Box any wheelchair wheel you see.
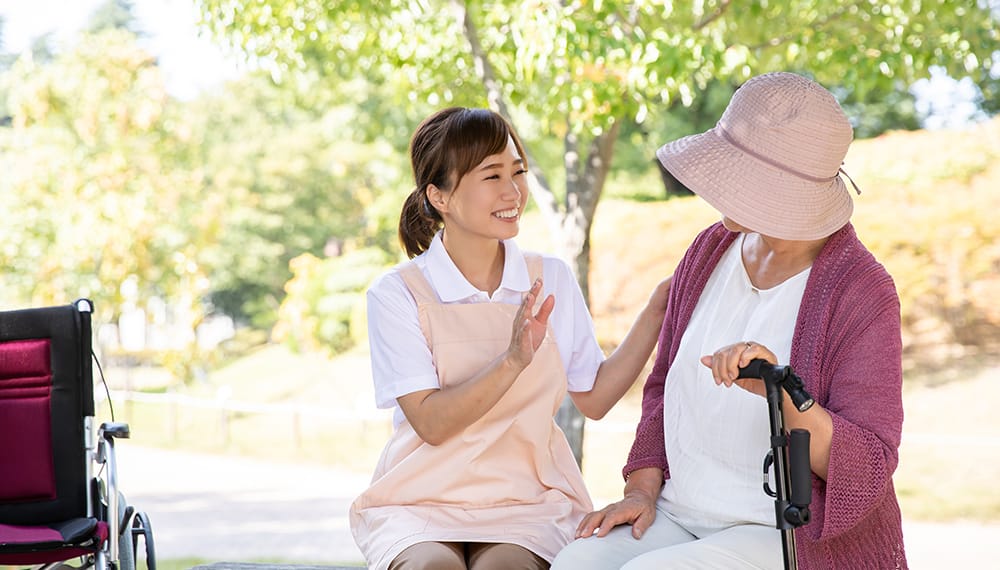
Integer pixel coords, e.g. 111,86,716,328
118,522,136,570
117,493,137,570
131,511,156,570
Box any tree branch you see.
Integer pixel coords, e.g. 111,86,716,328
564,122,581,211
693,0,732,31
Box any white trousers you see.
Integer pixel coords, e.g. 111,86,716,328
551,499,783,570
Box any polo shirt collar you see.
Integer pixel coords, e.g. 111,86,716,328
425,232,532,302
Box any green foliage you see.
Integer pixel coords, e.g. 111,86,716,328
0,0,994,386
0,26,411,350
838,85,922,140
195,0,1000,258
195,0,483,139
274,247,395,356
194,1,1000,453
0,30,209,329
183,74,407,328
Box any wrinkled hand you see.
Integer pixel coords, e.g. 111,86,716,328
575,492,657,540
699,340,777,398
507,278,555,371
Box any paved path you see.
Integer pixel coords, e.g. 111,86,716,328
118,445,998,569
117,446,367,566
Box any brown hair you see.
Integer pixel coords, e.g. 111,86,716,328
398,107,527,258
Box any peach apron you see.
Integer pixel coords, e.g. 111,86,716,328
350,254,592,570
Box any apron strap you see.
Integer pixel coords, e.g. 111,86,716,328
398,262,437,348
398,262,438,306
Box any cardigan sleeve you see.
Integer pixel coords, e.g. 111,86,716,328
622,327,670,480
809,272,904,542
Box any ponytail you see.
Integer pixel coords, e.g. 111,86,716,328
398,106,519,258
398,187,441,258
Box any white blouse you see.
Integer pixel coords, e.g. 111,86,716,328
366,232,606,427
661,235,810,529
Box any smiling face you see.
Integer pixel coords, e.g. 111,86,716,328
427,136,527,245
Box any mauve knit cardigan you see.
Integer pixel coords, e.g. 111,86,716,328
624,222,907,569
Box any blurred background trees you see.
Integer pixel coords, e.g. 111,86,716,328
0,28,208,332
192,0,999,457
194,0,998,297
0,1,998,453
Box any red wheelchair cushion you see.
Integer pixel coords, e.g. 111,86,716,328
0,519,108,564
0,339,56,502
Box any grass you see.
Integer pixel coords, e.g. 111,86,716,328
145,558,207,570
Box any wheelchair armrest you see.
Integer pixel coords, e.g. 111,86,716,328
100,422,131,440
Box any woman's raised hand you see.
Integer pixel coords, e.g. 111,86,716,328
507,278,555,371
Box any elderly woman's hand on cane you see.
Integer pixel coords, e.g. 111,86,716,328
700,341,778,398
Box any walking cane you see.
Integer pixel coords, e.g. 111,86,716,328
737,359,815,570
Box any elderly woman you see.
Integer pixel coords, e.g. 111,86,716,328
553,72,907,569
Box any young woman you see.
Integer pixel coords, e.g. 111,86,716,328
349,107,670,570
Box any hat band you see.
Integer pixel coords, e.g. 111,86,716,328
716,125,837,184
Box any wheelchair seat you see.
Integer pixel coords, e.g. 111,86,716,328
0,299,155,569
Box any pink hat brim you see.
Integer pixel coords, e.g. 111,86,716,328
656,126,853,240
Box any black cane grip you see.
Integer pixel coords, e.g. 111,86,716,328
736,358,770,379
789,428,812,507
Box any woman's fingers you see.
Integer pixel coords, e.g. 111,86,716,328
535,293,555,325
512,280,540,336
706,347,736,386
514,282,535,323
594,507,632,537
630,507,656,539
575,509,605,538
523,281,553,351
508,279,549,368
701,341,778,388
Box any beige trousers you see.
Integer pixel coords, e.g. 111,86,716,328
389,541,550,570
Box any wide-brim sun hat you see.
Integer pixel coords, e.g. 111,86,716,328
656,72,857,240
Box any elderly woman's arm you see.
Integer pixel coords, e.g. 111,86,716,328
809,291,904,541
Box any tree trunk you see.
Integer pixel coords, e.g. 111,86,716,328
549,125,619,467
457,0,619,466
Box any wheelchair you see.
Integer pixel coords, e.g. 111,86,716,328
0,299,155,570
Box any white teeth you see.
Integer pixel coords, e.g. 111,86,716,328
494,209,518,219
